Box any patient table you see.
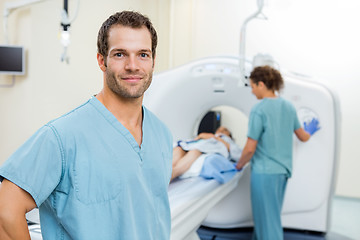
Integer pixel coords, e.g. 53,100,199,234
169,169,244,240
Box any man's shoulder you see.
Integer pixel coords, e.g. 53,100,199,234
47,98,94,130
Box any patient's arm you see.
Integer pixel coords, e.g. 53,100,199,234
171,150,202,181
214,136,230,151
195,133,230,151
194,132,215,140
0,179,36,240
172,146,186,167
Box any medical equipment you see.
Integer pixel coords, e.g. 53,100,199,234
3,0,45,44
3,0,79,64
0,45,25,75
1,0,43,87
144,55,340,236
60,0,80,63
239,0,267,86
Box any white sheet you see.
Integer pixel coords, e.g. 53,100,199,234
178,154,209,179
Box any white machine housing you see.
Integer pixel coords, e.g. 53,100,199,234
144,56,340,233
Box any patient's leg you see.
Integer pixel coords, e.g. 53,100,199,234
171,149,202,180
172,146,186,167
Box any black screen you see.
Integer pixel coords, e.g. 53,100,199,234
0,46,24,74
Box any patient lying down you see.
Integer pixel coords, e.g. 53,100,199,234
171,126,242,181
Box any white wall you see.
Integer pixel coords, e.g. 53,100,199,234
169,0,360,198
0,0,170,163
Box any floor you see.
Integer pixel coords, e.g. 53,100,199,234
329,196,360,240
197,196,360,240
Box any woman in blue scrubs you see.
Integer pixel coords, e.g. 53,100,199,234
235,66,320,240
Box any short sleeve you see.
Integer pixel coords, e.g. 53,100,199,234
0,125,63,207
247,111,264,141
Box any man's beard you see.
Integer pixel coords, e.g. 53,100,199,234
105,69,152,99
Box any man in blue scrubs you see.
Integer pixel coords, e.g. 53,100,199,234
0,11,173,240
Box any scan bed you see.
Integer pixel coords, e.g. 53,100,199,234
169,169,245,240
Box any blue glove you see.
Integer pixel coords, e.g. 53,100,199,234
304,118,320,135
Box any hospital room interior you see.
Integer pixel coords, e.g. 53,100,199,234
0,0,359,239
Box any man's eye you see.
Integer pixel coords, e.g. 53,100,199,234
140,53,149,58
115,53,123,57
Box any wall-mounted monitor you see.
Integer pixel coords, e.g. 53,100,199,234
0,45,25,75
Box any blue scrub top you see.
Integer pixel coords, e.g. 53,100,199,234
247,97,301,177
0,97,173,240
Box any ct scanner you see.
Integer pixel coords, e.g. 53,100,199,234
23,56,340,240
144,56,341,239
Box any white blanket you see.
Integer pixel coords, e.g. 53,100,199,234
177,135,242,161
179,154,210,179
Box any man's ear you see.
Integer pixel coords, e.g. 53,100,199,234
97,53,107,72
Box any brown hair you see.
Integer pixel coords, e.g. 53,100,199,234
97,11,157,59
250,65,284,91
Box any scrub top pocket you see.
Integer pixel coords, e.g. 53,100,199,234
73,153,124,205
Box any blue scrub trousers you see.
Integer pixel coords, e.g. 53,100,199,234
251,172,288,240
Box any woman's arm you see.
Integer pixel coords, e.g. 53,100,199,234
294,128,310,142
295,118,320,142
235,137,258,170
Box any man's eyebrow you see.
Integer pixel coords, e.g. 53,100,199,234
109,48,152,53
110,48,126,53
139,49,152,53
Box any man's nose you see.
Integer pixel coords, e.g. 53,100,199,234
125,55,139,71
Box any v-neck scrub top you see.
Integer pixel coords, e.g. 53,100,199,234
247,97,301,177
0,97,173,240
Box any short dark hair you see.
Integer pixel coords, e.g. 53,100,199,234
250,65,284,91
97,11,157,59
